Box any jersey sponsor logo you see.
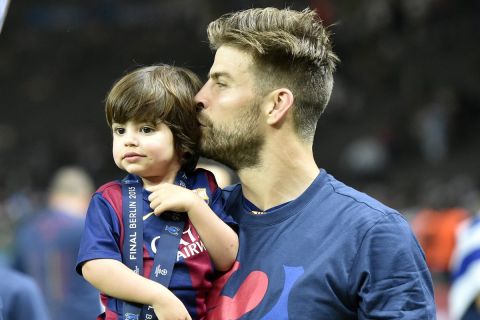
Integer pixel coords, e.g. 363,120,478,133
177,225,206,261
150,226,206,261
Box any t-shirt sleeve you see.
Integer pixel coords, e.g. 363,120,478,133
76,192,123,275
349,212,436,319
210,186,237,228
200,169,237,227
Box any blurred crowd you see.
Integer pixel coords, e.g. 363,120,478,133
0,0,479,319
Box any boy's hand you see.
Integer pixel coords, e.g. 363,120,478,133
146,183,201,216
152,290,192,320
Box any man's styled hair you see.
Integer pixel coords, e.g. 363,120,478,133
207,7,339,142
105,64,202,172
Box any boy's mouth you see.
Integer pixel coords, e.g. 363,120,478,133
123,152,144,160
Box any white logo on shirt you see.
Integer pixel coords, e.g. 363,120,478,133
150,225,206,261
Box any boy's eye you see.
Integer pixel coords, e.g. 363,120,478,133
141,126,154,134
113,127,125,135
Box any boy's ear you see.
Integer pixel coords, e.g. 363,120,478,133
265,88,294,126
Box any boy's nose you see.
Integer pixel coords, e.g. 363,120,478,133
123,132,139,146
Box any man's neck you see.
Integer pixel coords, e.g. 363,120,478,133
237,141,319,211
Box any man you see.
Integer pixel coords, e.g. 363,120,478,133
14,166,102,320
195,7,436,319
449,214,480,320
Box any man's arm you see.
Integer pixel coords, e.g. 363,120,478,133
147,183,239,271
350,213,436,319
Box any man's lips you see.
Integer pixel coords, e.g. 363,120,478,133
197,115,212,128
197,119,207,127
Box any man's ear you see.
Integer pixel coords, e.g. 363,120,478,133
266,88,294,125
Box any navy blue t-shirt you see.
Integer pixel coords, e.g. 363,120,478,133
206,169,436,319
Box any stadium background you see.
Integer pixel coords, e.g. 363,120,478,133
0,1,479,319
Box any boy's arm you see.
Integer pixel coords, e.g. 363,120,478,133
147,184,239,271
82,259,192,320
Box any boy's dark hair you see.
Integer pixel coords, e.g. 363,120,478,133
105,64,202,172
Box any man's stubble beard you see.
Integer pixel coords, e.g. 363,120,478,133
199,101,265,171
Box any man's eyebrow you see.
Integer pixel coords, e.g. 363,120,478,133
207,71,231,80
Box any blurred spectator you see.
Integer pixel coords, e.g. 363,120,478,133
13,166,102,320
449,214,480,320
412,204,470,319
412,206,470,273
414,87,457,165
340,135,389,179
411,176,475,319
0,265,50,320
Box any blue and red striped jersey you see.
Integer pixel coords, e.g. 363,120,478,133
76,168,235,320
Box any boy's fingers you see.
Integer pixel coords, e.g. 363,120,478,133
149,198,159,209
153,203,167,216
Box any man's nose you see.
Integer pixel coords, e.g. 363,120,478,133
196,102,205,113
194,85,208,111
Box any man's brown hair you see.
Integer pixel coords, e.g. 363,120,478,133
207,7,339,142
105,64,202,172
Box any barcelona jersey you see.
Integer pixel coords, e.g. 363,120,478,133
76,169,235,320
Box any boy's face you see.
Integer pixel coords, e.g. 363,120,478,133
111,121,180,186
